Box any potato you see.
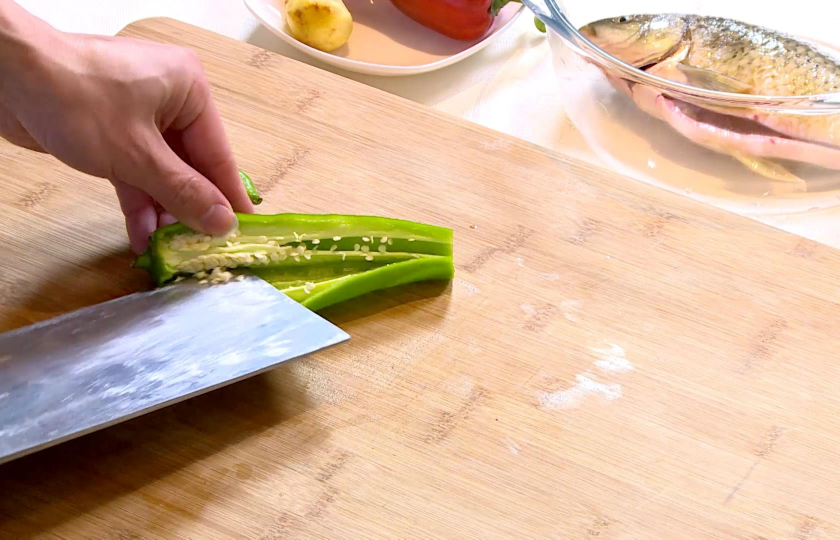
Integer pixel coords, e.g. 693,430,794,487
284,0,353,53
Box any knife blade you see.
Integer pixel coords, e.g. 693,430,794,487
0,275,349,465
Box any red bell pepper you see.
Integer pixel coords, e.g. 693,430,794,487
391,0,518,41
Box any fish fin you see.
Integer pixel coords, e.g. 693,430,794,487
732,154,805,187
676,64,754,94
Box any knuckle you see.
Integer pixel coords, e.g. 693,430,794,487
188,76,210,103
201,147,236,173
169,172,203,210
182,46,201,62
177,46,203,72
160,46,203,81
124,129,156,167
106,132,150,183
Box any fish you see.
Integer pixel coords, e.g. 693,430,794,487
579,14,840,186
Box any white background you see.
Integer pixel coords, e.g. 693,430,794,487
14,0,840,249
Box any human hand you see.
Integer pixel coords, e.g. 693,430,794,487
0,8,254,253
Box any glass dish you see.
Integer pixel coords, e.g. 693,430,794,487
531,0,840,216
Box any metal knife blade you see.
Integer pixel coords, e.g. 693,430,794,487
0,275,349,465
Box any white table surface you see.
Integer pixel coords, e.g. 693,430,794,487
16,0,840,249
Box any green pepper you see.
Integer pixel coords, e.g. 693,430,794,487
263,256,453,311
134,212,451,280
133,171,454,311
133,214,454,311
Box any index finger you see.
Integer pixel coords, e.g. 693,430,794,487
174,79,255,215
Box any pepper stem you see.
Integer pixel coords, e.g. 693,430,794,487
490,0,517,17
238,169,263,205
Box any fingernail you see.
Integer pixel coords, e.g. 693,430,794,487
201,204,236,236
131,238,147,255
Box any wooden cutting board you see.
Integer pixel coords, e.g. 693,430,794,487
2,17,840,539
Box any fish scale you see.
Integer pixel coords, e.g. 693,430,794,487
584,14,840,96
687,16,840,95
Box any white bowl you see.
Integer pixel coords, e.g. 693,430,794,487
244,0,524,76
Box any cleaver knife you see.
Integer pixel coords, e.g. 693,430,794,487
0,275,349,465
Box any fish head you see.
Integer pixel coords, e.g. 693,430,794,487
580,14,688,67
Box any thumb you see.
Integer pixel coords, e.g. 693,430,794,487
120,130,239,237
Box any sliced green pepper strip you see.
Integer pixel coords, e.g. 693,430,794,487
238,169,263,205
133,212,454,311
280,256,454,312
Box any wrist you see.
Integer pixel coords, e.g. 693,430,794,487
0,1,63,102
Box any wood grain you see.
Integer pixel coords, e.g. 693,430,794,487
1,17,840,538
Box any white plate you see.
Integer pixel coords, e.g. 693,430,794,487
243,0,525,76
